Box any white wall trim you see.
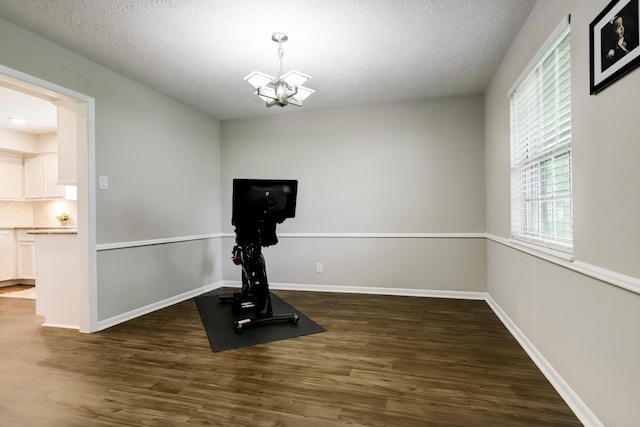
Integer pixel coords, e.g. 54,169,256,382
0,63,94,102
96,233,223,251
222,280,488,300
570,261,640,295
0,64,98,333
486,233,640,296
99,280,485,333
95,232,640,296
95,281,224,331
508,237,575,262
220,232,487,239
486,295,604,427
95,232,484,252
42,322,81,330
508,14,571,95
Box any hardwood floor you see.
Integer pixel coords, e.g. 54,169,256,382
0,290,582,426
0,284,33,295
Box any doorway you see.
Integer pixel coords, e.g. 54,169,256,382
0,64,96,332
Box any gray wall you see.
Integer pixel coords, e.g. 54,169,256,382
95,77,221,244
484,1,640,425
221,97,486,292
92,69,222,324
0,17,223,326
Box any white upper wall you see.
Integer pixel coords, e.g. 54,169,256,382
36,132,57,153
221,96,486,234
220,96,487,293
0,127,37,153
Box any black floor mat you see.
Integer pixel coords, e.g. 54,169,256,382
195,289,326,352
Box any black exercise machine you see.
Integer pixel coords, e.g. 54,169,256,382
219,179,299,333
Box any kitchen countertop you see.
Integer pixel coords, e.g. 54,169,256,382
28,229,78,235
0,226,77,230
0,226,78,234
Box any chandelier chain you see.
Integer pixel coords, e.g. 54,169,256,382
278,44,285,79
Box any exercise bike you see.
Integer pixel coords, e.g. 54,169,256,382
218,179,299,333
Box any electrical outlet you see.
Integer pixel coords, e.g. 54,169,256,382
315,262,323,273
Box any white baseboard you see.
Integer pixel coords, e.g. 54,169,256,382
486,295,603,427
266,281,488,300
95,281,224,331
41,322,81,330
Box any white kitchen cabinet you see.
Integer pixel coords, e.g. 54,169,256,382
24,154,64,199
24,156,43,199
0,153,24,200
43,155,64,198
54,100,84,185
0,230,15,281
16,230,36,280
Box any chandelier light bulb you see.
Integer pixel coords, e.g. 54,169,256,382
244,32,314,108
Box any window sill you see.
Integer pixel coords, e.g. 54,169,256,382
508,238,575,262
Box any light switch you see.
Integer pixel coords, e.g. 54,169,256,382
99,175,109,190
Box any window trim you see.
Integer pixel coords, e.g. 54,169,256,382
508,15,571,96
509,15,572,253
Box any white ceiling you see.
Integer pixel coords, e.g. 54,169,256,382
0,86,57,134
0,0,536,126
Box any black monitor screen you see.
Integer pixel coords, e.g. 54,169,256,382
232,179,298,225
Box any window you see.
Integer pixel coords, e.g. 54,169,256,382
510,20,572,253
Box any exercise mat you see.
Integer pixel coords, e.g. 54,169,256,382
195,290,326,352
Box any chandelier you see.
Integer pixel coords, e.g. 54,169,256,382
245,32,314,108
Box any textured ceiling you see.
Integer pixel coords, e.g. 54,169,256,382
0,0,536,122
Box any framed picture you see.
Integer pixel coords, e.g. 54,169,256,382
590,0,640,94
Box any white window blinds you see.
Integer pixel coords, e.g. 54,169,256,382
510,23,572,252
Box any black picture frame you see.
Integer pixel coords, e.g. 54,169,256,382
590,0,640,94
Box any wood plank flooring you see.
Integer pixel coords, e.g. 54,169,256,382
0,284,33,295
0,290,582,426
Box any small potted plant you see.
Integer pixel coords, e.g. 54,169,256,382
57,212,70,226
